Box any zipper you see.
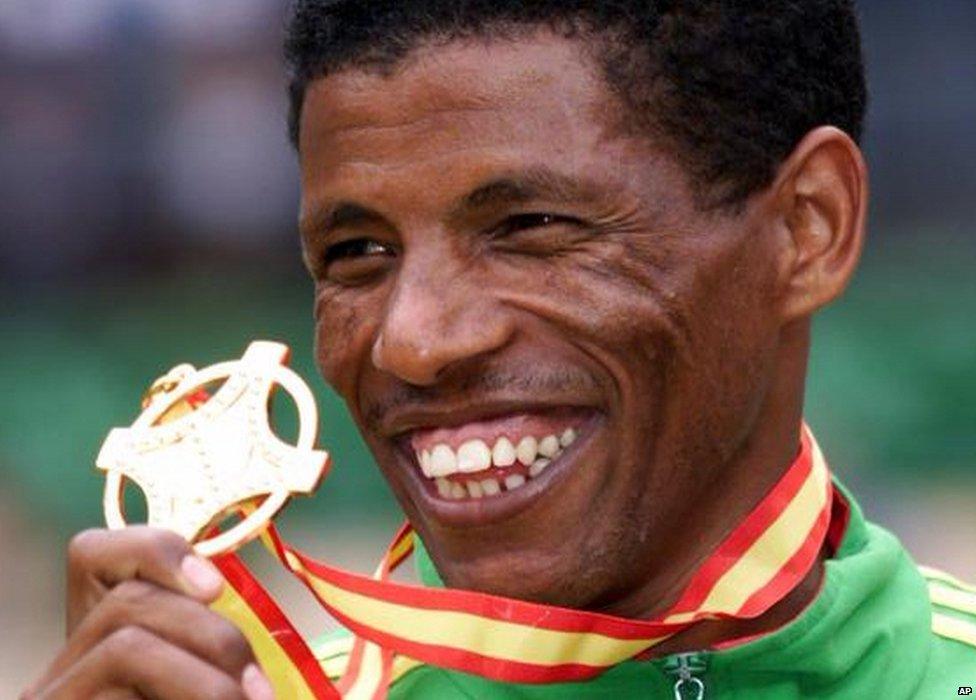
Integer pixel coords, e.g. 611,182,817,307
663,652,708,700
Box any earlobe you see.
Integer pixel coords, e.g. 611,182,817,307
773,126,869,320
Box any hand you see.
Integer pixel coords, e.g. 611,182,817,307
22,526,275,699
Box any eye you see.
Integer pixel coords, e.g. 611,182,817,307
319,237,395,285
323,237,392,264
486,213,587,256
490,213,571,238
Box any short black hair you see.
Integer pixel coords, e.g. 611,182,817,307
285,0,866,208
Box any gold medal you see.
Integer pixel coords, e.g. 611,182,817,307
95,340,330,557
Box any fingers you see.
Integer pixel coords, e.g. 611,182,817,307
67,527,223,631
29,527,278,700
91,691,143,700
67,526,221,597
53,580,255,683
38,626,251,700
242,665,276,700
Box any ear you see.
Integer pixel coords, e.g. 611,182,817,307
768,126,869,320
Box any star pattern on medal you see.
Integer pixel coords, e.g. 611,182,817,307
97,343,329,545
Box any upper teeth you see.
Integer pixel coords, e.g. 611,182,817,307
426,444,456,477
492,437,516,467
417,429,576,479
516,436,538,466
457,439,492,473
538,435,560,458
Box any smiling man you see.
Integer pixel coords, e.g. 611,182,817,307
292,1,973,695
25,1,976,699
296,15,838,619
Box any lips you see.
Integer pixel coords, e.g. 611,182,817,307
388,407,592,511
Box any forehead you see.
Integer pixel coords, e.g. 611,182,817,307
296,34,647,210
300,32,610,147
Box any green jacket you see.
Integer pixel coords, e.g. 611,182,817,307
316,482,976,698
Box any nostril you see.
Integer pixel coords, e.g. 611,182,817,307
372,333,442,386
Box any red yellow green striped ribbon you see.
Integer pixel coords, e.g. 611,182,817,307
211,425,834,699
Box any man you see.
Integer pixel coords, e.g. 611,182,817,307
24,1,975,698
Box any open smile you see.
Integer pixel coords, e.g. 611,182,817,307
393,407,602,526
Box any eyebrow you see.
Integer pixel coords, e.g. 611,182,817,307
455,167,605,215
300,202,385,239
301,167,608,238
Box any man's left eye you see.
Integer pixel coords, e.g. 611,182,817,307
490,213,579,238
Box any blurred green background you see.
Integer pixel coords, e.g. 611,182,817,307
1,0,974,694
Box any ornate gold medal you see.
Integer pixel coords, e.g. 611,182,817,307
95,340,330,556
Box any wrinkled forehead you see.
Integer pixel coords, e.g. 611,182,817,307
298,33,614,165
294,32,694,234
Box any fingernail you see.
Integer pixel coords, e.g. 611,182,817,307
242,663,275,700
180,555,224,597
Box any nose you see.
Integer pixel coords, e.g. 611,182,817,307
371,254,513,386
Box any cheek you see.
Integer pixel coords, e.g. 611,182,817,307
686,236,780,367
656,233,783,453
313,284,381,398
533,229,776,431
552,238,688,376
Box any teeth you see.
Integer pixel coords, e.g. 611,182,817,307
516,436,538,466
538,434,560,458
504,474,526,490
422,425,579,498
435,477,451,498
457,439,492,473
491,437,516,467
429,444,456,477
480,478,501,496
559,428,577,448
529,458,551,478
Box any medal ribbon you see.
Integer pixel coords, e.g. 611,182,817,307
211,426,834,699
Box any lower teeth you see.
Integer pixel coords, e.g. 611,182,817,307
504,474,526,490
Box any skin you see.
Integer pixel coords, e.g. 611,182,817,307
300,32,866,626
23,527,274,699
27,29,866,696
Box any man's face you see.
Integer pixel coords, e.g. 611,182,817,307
299,34,785,610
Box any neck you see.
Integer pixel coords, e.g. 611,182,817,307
653,548,827,657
